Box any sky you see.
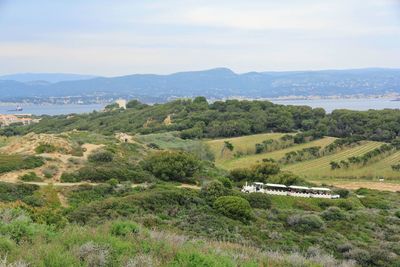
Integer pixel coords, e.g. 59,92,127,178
0,0,400,76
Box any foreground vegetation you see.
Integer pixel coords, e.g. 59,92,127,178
1,178,400,266
1,97,400,266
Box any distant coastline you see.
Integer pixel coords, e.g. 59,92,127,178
0,97,398,116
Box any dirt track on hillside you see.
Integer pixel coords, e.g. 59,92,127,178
332,181,400,192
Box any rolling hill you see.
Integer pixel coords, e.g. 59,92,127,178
1,68,399,102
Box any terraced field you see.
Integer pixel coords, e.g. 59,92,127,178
289,150,400,181
283,141,392,179
211,136,336,170
206,132,287,162
206,133,400,184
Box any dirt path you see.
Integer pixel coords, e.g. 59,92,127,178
57,192,69,208
178,184,201,190
23,181,98,187
331,181,400,192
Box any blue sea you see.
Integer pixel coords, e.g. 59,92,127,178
271,98,399,113
0,98,398,115
0,104,105,116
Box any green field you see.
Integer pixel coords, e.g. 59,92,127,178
206,132,288,162
285,143,400,181
210,136,336,170
206,134,400,182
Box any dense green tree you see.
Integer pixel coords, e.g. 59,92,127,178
214,196,252,222
142,151,201,182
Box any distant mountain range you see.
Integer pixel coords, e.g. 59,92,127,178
0,73,98,83
0,68,399,103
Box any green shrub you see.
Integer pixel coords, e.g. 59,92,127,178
337,200,354,211
321,207,346,221
68,157,83,165
88,150,114,163
287,214,324,232
395,210,400,218
0,154,44,174
0,237,15,254
360,196,389,210
42,165,58,178
19,172,43,182
40,248,80,267
61,164,154,183
200,181,229,202
333,189,350,198
293,199,320,211
60,172,80,183
142,151,201,182
168,251,234,267
244,193,271,209
35,143,57,154
217,177,233,189
107,178,119,187
110,221,140,237
0,182,39,203
214,196,252,222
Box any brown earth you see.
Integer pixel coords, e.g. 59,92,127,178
331,181,400,192
0,133,73,154
0,133,105,183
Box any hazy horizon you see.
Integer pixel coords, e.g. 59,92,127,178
0,0,399,76
2,66,400,79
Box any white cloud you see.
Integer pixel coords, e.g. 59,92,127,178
0,0,399,74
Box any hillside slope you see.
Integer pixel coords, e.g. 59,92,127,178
1,68,400,101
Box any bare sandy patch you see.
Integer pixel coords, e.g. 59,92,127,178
332,181,400,192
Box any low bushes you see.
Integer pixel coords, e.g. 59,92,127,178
321,207,346,221
110,221,140,237
169,250,234,267
0,182,39,203
35,143,57,154
19,172,43,182
287,214,324,232
61,164,154,183
244,193,271,209
87,150,114,163
42,165,58,178
200,181,230,202
214,196,252,222
360,196,390,210
0,154,44,174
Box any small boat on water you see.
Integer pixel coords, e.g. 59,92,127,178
7,105,23,112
